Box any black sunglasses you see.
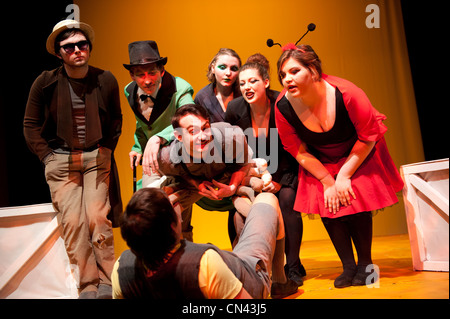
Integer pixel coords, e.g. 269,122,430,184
61,40,89,54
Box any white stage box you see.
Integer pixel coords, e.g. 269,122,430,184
0,203,78,299
400,158,449,272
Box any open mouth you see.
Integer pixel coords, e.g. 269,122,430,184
245,92,255,100
196,140,211,151
287,85,298,92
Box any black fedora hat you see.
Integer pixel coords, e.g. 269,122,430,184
123,40,167,70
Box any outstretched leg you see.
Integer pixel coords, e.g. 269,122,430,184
233,193,297,298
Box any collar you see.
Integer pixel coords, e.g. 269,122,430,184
127,71,177,122
143,242,182,278
137,87,157,103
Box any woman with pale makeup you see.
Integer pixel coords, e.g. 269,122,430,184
195,48,242,122
225,54,304,288
194,48,242,244
275,44,404,288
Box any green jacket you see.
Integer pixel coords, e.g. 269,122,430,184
124,71,194,153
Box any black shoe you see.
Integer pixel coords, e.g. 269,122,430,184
289,272,304,287
271,278,299,299
284,264,306,286
298,264,307,277
352,266,378,286
334,270,356,288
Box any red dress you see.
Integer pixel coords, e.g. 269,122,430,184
275,74,404,218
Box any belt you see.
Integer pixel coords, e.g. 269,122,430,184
56,144,100,153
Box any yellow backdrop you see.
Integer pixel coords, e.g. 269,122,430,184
74,0,424,257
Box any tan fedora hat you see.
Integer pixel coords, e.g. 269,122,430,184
46,19,95,56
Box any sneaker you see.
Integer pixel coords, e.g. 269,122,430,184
271,278,299,299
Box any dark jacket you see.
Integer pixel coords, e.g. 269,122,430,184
24,65,123,226
225,90,298,187
124,72,194,154
194,83,241,123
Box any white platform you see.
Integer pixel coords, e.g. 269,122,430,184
401,158,449,272
0,203,78,299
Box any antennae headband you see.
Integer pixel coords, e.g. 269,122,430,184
266,23,316,50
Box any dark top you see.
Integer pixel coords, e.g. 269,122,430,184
117,240,265,299
276,87,357,162
225,90,298,187
24,65,122,160
24,65,123,225
194,83,241,123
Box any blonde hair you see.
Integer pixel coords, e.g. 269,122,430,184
206,48,242,83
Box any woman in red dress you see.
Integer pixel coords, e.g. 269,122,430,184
275,43,404,288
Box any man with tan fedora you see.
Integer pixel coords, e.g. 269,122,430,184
123,40,195,240
24,19,123,299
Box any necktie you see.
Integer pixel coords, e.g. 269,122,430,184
140,94,156,103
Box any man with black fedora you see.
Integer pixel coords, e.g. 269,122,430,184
123,40,195,240
24,19,123,299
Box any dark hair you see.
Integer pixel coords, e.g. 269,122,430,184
120,188,178,271
54,28,93,56
277,44,322,84
171,104,211,129
239,53,271,92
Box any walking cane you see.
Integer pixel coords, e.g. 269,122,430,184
133,155,137,193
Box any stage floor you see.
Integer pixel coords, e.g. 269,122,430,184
287,234,449,299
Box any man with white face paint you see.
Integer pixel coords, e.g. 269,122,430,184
123,40,196,240
123,40,194,187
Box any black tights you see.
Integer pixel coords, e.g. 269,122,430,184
278,186,303,274
228,208,237,245
321,212,373,273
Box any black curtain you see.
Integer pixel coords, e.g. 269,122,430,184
0,1,73,207
401,1,447,161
